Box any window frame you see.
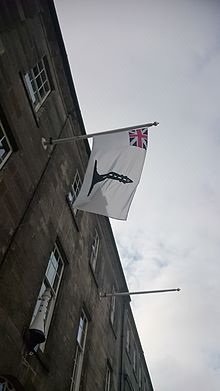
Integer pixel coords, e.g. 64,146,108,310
70,309,88,391
133,346,137,374
138,365,142,389
23,56,51,112
104,363,112,391
31,242,65,350
67,170,82,217
110,287,116,326
126,326,131,355
90,229,100,273
143,377,147,391
0,119,13,170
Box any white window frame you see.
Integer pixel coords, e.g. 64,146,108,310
110,287,116,326
31,242,64,350
70,310,88,391
90,229,100,272
104,364,111,391
0,120,12,169
24,57,51,111
126,327,130,354
67,170,82,216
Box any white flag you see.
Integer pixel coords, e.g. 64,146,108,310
73,127,148,220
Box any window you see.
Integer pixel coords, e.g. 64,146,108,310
90,229,100,272
104,364,111,391
133,347,137,373
110,288,116,326
67,170,82,216
0,377,16,391
24,57,51,111
31,242,64,347
126,327,130,354
138,366,142,389
0,120,12,169
143,378,147,391
70,310,88,391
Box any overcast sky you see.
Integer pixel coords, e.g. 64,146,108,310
55,1,220,390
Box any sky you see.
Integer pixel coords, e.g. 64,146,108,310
54,1,220,390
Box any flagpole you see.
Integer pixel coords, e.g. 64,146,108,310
42,121,159,148
99,288,180,298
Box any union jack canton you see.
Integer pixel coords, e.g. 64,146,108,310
129,127,148,150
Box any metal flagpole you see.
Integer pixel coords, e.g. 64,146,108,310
99,288,180,298
42,121,159,149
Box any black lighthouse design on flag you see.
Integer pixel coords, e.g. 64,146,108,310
87,160,133,196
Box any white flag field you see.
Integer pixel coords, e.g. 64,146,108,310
73,127,149,220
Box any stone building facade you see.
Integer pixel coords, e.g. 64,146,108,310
0,1,154,390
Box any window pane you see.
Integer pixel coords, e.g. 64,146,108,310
44,81,49,92
90,230,99,271
104,367,111,391
0,138,10,158
0,121,12,167
77,312,88,349
24,73,36,103
46,261,56,288
110,291,116,324
41,70,46,82
53,249,59,264
39,87,45,99
31,281,47,321
39,60,43,71
46,246,64,293
36,75,42,89
31,79,37,92
68,171,82,216
33,65,39,76
25,58,51,110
